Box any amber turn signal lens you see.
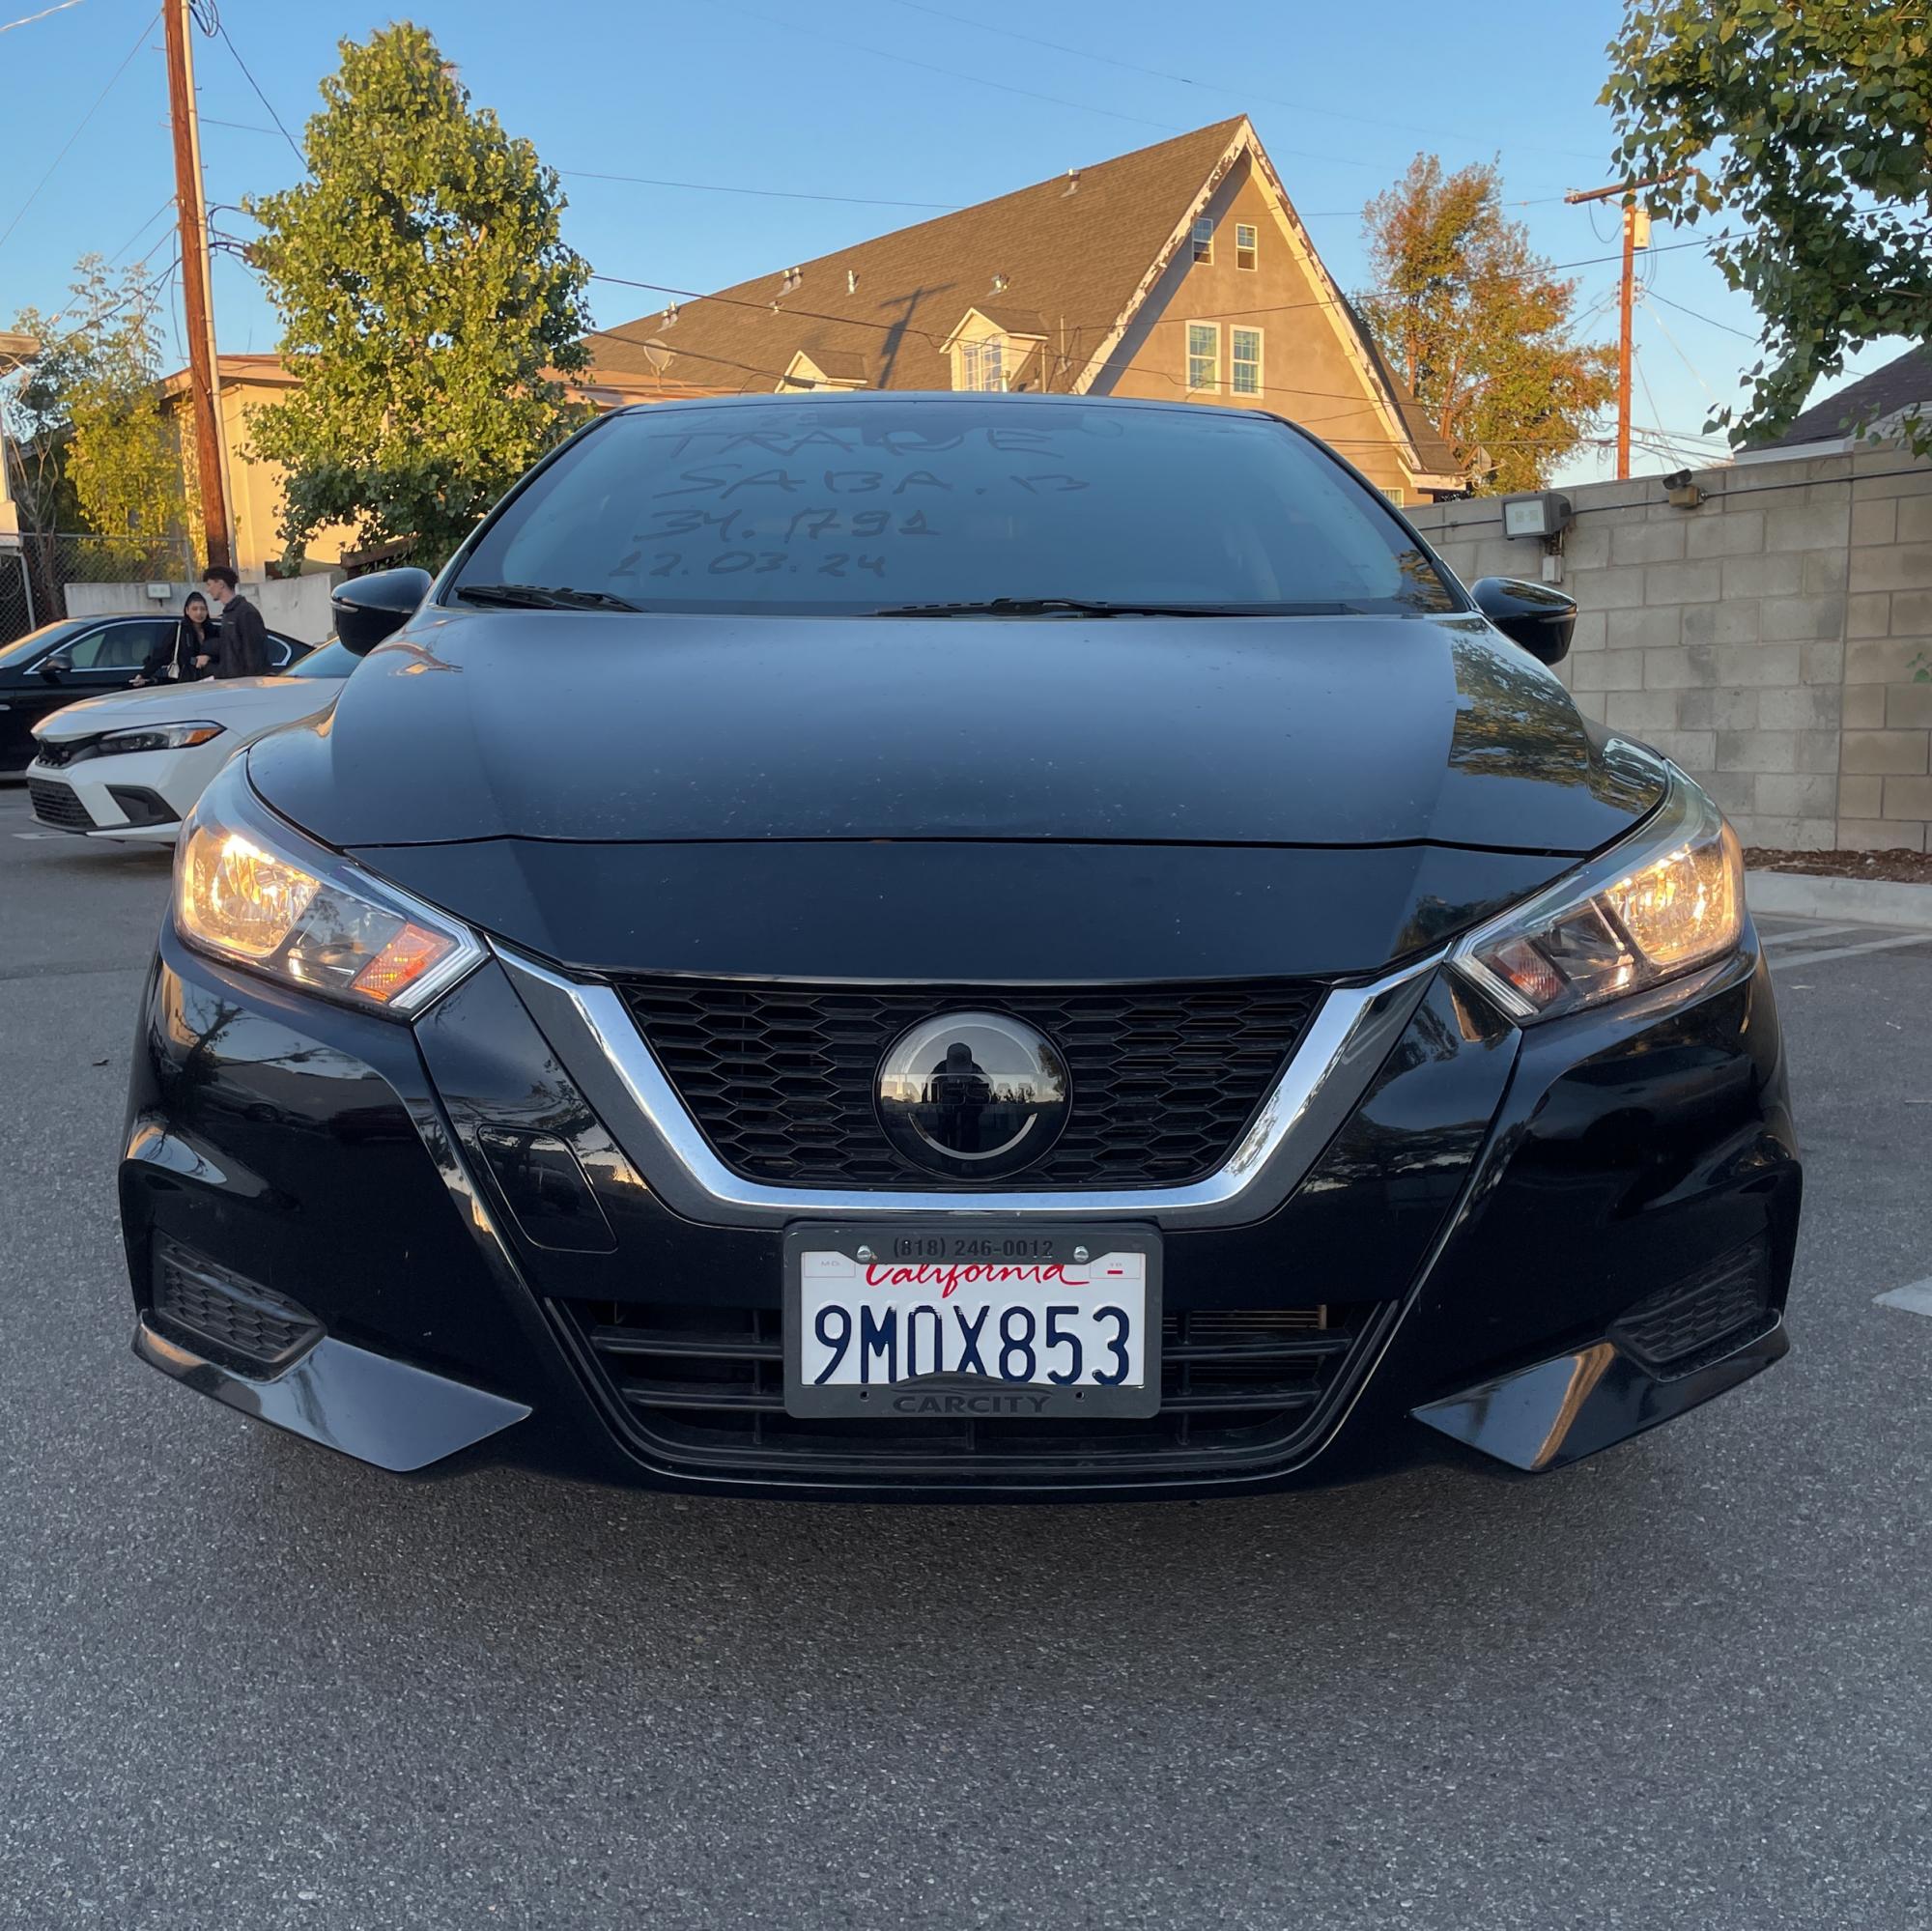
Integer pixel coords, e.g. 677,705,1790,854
349,922,458,1002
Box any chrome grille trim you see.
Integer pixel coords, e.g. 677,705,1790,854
495,946,1442,1231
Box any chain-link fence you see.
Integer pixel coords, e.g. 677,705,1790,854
0,530,203,646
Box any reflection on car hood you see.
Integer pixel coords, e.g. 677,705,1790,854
35,675,307,737
249,608,1666,852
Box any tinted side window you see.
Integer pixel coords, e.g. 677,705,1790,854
69,621,170,670
67,629,172,675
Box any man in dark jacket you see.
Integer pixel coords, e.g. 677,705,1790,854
200,565,269,678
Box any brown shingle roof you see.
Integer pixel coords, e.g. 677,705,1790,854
1751,344,1932,451
587,118,1250,394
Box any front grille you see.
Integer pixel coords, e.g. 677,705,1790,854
150,1237,324,1373
614,978,1323,1189
31,735,88,769
557,1297,1387,1486
27,777,93,831
1612,1237,1773,1374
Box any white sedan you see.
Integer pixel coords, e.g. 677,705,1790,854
25,639,356,844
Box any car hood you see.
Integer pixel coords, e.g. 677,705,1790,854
35,675,306,737
245,609,1666,980
250,608,1663,851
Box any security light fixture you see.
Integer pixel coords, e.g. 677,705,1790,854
1661,469,1705,509
1500,492,1573,541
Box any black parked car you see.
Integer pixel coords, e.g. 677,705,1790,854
122,394,1799,1500
0,611,308,774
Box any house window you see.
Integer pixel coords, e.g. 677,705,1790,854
1236,222,1258,270
1186,322,1219,393
958,338,1006,391
1192,217,1214,264
1231,327,1263,396
1382,487,1407,507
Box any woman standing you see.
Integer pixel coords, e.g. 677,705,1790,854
131,592,216,686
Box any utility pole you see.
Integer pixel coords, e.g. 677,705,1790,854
1565,174,1680,482
162,0,231,568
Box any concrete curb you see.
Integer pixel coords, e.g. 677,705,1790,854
1747,868,1932,930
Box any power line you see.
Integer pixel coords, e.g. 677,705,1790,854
563,168,957,213
193,119,962,211
736,5,1183,134
107,192,177,266
1642,286,1757,341
877,0,1607,166
213,15,303,169
1640,298,1728,421
200,113,281,136
0,8,160,255
0,0,83,31
4,250,181,370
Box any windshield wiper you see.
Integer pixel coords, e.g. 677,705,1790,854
865,596,1353,618
452,582,644,612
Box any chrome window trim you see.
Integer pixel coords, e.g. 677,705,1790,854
495,946,1443,1231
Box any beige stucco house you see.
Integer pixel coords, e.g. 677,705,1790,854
584,117,1465,503
154,355,351,575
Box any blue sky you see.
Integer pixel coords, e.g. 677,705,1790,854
0,0,1907,486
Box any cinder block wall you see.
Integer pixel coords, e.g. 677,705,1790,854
1406,446,1932,851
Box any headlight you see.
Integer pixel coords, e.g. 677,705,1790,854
173,758,484,1016
99,722,225,754
1451,775,1744,1023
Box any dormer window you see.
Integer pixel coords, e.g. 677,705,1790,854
959,337,1005,392
944,306,1044,394
1192,217,1214,264
1236,222,1258,270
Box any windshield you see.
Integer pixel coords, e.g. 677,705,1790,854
449,399,1461,618
286,639,355,679
0,619,89,671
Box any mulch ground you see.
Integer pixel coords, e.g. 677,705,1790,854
1747,846,1932,884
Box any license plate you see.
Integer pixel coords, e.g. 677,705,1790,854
783,1224,1162,1420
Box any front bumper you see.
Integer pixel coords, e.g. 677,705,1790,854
27,746,189,842
119,925,1800,1500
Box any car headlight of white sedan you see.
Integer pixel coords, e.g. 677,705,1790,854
93,722,226,756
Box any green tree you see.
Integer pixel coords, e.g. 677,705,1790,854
58,258,197,572
1359,156,1618,495
1604,0,1932,451
3,302,91,533
245,22,593,571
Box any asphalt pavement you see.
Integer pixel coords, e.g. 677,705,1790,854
2,783,1929,1931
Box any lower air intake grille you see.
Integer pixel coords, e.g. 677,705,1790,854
1611,1237,1773,1374
150,1237,324,1373
556,1297,1389,1488
27,777,93,831
611,978,1323,1190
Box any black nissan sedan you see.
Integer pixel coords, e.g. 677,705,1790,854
120,393,1799,1499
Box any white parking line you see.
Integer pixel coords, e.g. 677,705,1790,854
1758,923,1866,949
1875,1280,1932,1318
1768,931,1932,970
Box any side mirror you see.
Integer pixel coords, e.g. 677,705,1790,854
331,566,433,657
1470,577,1577,666
38,647,71,682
